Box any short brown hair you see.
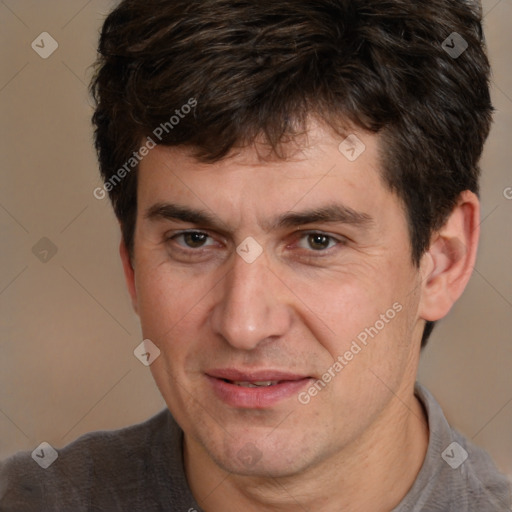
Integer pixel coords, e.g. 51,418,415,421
90,0,493,347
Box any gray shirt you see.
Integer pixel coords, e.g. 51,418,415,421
1,383,510,511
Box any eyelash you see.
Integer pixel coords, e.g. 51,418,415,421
166,230,346,258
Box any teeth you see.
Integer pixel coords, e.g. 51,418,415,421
232,380,279,387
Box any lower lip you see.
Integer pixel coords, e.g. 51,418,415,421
207,376,312,408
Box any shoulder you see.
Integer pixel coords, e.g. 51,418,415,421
410,384,511,512
453,430,512,511
0,409,178,511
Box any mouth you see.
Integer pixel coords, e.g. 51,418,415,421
206,369,312,408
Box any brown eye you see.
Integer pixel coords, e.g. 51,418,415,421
172,231,210,249
182,232,209,248
307,234,332,251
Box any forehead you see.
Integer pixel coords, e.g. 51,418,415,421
135,121,403,235
138,122,379,186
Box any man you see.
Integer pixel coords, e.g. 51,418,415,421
1,0,510,510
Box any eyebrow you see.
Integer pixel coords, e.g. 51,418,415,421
144,202,374,232
270,204,373,231
146,203,217,227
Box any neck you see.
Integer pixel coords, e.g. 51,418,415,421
185,385,429,512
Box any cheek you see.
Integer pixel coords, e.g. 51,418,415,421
134,263,195,340
289,269,397,351
302,271,418,392
134,261,220,374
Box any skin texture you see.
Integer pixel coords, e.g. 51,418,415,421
120,120,480,511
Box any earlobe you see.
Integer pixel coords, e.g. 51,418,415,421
418,191,480,322
119,238,139,315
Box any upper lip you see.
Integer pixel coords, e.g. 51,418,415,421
206,368,310,382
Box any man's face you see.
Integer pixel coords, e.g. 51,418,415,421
129,121,426,477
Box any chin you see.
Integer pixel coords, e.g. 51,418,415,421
206,433,317,478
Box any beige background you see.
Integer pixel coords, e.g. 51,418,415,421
1,0,511,480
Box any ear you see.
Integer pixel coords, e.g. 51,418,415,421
418,190,480,322
119,236,139,315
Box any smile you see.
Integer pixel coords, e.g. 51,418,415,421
206,370,312,408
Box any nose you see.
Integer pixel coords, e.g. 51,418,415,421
209,248,292,351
